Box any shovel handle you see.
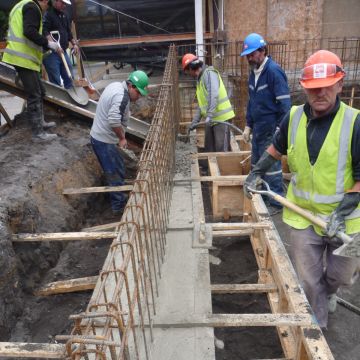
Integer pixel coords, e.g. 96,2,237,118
272,193,352,245
60,52,72,79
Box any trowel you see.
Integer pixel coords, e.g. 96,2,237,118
49,31,89,106
248,180,360,258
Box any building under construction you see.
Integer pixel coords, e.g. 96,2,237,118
0,1,359,359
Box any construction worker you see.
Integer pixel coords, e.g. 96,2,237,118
182,53,235,152
241,33,291,210
42,0,78,90
90,70,149,215
2,0,61,141
244,50,360,329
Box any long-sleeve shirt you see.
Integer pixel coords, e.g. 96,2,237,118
246,56,291,140
90,81,130,144
22,0,48,49
42,6,73,50
273,97,360,180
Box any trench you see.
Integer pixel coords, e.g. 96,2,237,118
0,118,141,343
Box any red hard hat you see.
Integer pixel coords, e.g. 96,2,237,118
182,53,198,71
300,50,345,89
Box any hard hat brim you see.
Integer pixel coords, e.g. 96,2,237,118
137,86,148,96
300,75,343,89
240,48,257,56
62,0,72,5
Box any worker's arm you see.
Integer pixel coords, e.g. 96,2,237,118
204,69,220,121
113,126,127,149
22,2,48,48
272,67,291,126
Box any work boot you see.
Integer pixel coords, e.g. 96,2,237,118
328,293,337,314
29,112,57,142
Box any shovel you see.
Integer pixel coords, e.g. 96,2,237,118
49,31,89,106
247,179,360,258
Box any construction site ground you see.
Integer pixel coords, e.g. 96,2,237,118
0,86,359,359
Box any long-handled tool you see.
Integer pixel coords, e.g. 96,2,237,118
247,180,360,258
49,31,89,106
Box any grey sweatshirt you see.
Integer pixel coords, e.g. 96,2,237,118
90,81,130,144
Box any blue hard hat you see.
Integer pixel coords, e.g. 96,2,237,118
240,33,267,56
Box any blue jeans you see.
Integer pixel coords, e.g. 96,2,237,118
91,136,126,212
43,51,73,89
251,133,283,206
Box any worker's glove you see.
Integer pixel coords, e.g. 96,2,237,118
188,120,199,132
47,41,61,53
244,151,277,199
205,116,211,124
325,192,360,238
243,126,252,143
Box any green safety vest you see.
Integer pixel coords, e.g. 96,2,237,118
283,102,360,235
196,67,235,123
2,0,43,72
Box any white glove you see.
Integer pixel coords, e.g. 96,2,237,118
47,41,61,53
243,126,252,143
205,116,211,124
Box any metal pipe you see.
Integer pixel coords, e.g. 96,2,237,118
194,0,205,60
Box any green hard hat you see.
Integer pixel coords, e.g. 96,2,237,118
128,70,149,96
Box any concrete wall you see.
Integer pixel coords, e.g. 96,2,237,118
224,0,358,42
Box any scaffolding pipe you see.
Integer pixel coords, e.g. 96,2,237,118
194,0,205,60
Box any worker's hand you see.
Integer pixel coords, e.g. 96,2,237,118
118,138,128,149
244,172,262,199
325,192,360,238
48,41,63,55
72,44,79,56
325,211,345,238
243,126,252,143
188,120,198,132
205,116,211,124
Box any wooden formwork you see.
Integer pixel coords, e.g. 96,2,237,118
191,128,334,360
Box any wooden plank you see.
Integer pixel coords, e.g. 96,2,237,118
211,222,272,230
213,229,253,237
198,175,246,183
82,222,120,232
63,185,133,195
0,342,65,358
194,151,251,159
154,313,313,328
12,231,117,242
211,283,278,294
34,276,98,296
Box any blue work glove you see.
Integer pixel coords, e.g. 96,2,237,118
325,192,360,238
244,151,277,199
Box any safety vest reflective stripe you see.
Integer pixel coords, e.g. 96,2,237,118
3,48,41,65
289,105,357,204
200,96,230,111
257,84,268,91
7,26,42,52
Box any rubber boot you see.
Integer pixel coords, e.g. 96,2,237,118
40,103,56,129
29,112,57,142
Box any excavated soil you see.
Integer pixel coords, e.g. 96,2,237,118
0,107,139,343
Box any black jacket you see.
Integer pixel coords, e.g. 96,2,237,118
42,6,73,50
22,0,48,48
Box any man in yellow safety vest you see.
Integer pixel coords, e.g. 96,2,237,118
244,50,360,329
2,0,62,141
182,53,235,152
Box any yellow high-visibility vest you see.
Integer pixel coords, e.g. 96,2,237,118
196,67,235,123
3,0,43,72
283,102,360,235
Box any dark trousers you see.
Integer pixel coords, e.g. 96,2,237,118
251,133,283,206
204,121,230,152
91,136,126,212
15,66,45,115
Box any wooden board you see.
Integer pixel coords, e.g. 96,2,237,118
12,231,117,242
63,185,133,195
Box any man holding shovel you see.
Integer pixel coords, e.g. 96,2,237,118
2,0,61,141
182,53,235,152
42,0,78,90
90,70,149,216
244,50,360,329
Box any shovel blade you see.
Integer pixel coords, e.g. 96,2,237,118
333,233,360,258
66,86,89,106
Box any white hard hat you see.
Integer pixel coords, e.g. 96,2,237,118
61,0,71,5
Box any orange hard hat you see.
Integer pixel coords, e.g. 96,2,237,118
182,53,198,71
300,50,345,89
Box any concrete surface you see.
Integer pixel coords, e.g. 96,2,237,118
150,174,215,359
